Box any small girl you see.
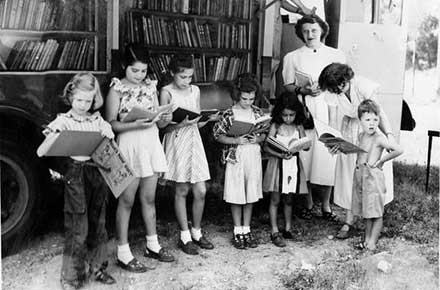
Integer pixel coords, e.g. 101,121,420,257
41,73,116,289
213,74,268,250
160,55,215,255
106,46,174,272
263,92,310,247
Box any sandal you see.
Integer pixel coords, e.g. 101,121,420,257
298,207,313,220
144,247,175,262
335,223,353,240
94,269,116,285
116,258,148,273
322,211,339,222
354,241,368,251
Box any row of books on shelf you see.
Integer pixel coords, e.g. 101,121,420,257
127,12,248,49
146,54,247,83
0,0,95,31
132,0,252,19
3,38,95,71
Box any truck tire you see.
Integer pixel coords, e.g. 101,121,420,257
1,137,43,256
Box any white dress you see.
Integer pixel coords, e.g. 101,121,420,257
224,108,263,204
282,44,346,185
324,76,394,209
162,84,210,183
112,78,168,178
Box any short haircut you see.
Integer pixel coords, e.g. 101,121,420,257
295,15,329,43
357,99,380,119
168,54,194,74
318,63,355,94
230,73,262,103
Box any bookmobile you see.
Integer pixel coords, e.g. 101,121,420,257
0,0,408,255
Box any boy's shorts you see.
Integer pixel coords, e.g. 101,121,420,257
352,163,386,218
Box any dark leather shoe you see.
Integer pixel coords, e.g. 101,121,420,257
271,232,286,247
232,234,246,250
244,232,258,248
144,247,175,262
95,270,116,285
192,235,214,249
178,240,199,255
116,258,148,273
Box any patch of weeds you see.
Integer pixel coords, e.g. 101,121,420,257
282,260,368,290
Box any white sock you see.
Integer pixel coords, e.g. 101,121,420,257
233,226,243,235
117,243,134,265
190,227,202,241
146,235,161,253
180,230,192,244
242,226,250,234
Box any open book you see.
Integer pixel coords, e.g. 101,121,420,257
227,114,271,137
122,104,173,122
314,120,366,154
37,131,135,197
172,107,219,123
266,136,312,154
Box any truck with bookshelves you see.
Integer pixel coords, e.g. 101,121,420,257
0,0,408,256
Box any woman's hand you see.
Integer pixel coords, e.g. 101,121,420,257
327,144,342,155
301,84,321,97
371,160,384,170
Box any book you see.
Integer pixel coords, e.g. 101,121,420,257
266,136,312,154
227,114,271,137
171,107,219,123
295,70,313,87
122,103,173,122
36,131,135,198
171,107,200,123
314,120,366,154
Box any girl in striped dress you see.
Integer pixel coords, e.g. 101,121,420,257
160,55,215,255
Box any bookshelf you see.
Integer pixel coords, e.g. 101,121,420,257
0,0,109,73
125,0,254,83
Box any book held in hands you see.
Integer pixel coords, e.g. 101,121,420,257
36,130,135,197
122,104,173,122
226,114,271,137
266,136,312,154
171,107,219,123
314,120,366,154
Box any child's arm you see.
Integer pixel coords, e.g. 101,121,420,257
105,87,156,133
373,135,403,169
298,125,310,151
98,116,115,139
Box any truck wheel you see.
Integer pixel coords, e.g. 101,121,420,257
1,138,43,256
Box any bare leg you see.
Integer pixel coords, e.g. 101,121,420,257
231,204,243,227
321,185,333,213
367,217,383,250
340,209,355,231
305,182,313,209
116,178,139,245
365,218,373,245
175,183,190,231
269,192,281,233
243,204,253,227
191,182,207,229
283,194,293,232
138,175,159,236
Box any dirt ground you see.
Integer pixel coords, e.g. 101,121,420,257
1,190,438,290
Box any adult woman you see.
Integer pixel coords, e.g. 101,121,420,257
282,15,346,220
318,63,396,239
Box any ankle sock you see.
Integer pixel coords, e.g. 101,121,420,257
233,226,243,235
117,243,134,265
190,227,202,241
242,226,250,234
180,230,192,244
146,235,161,253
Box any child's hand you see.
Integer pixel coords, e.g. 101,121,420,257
246,134,258,144
135,118,156,128
281,152,293,160
236,136,250,145
101,126,115,139
209,112,221,121
159,111,173,122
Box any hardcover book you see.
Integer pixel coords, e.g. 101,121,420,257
122,103,173,122
227,114,271,137
36,131,135,197
266,136,312,154
314,120,366,154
